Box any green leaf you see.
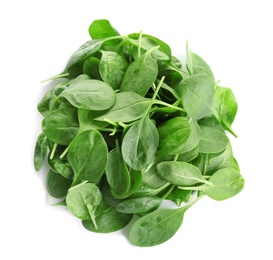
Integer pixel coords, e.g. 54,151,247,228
186,43,215,81
157,161,211,186
83,57,101,80
89,19,120,45
66,40,104,70
46,170,72,198
34,133,48,171
94,92,150,123
106,142,130,196
199,125,229,154
213,86,238,137
99,50,129,89
66,182,102,223
157,117,191,156
42,108,79,145
60,79,116,110
82,202,132,233
67,130,108,185
122,115,159,171
129,196,202,247
115,196,162,214
178,74,215,120
120,49,158,96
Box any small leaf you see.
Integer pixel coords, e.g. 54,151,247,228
34,133,48,171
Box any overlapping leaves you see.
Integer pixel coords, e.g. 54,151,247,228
34,19,244,247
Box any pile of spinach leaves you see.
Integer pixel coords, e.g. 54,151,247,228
34,19,244,247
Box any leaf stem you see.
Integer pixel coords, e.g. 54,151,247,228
42,72,69,83
153,100,185,112
138,30,143,58
49,143,58,160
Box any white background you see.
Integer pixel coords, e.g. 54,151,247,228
1,0,272,259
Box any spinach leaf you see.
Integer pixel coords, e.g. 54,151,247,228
99,50,129,89
213,86,238,137
178,74,215,120
106,141,130,196
78,109,109,132
122,115,159,170
199,125,229,154
89,19,120,45
83,57,101,80
157,117,191,156
157,161,211,186
179,168,244,201
34,133,48,171
94,92,150,123
66,182,102,229
67,130,108,185
129,195,202,246
186,42,215,81
59,79,116,110
66,40,104,71
42,108,79,145
120,48,158,96
115,196,162,214
82,202,132,233
46,170,72,198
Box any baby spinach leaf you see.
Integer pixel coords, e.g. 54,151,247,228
143,161,169,189
157,161,211,186
34,133,48,171
94,92,150,123
111,169,142,199
179,118,201,154
83,57,101,80
186,43,215,81
106,141,130,196
66,182,103,228
178,74,215,120
82,202,132,233
129,207,184,246
129,32,172,59
42,108,79,145
46,170,72,198
89,19,120,45
157,117,191,156
199,125,229,154
129,195,202,247
66,39,104,71
99,50,129,89
213,86,238,137
59,79,116,110
78,109,109,132
37,88,54,116
67,130,108,185
179,168,244,201
205,143,233,175
115,196,162,214
120,48,158,96
122,115,159,171
202,168,244,201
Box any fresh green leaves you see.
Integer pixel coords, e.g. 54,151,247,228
35,19,243,247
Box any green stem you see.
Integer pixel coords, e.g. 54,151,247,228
89,211,98,230
138,30,143,58
49,143,58,160
42,72,69,83
173,154,179,162
153,100,185,112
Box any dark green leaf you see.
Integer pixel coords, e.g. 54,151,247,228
46,170,72,198
67,130,108,185
42,108,79,145
34,133,48,171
